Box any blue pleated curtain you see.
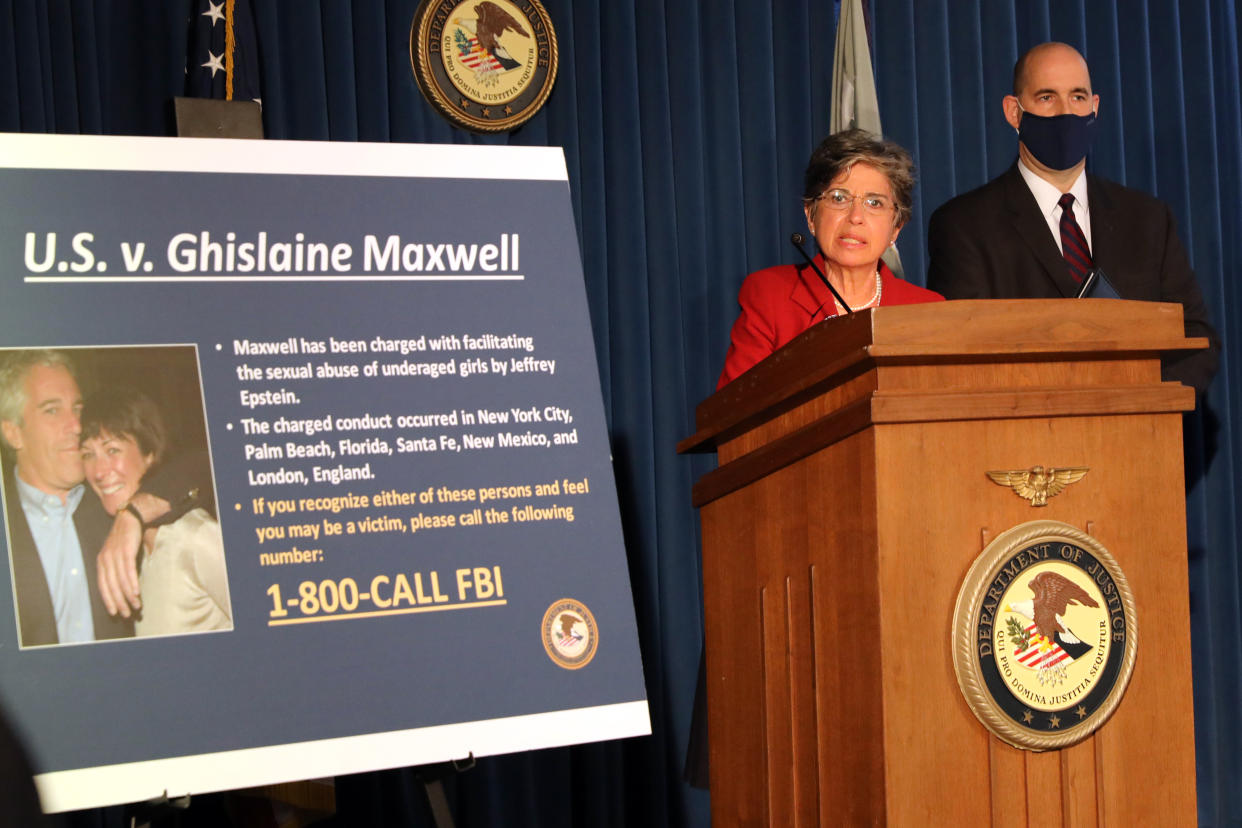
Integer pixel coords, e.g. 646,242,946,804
2,1,1241,826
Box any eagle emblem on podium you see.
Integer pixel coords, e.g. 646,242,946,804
952,520,1137,750
1005,571,1100,683
986,465,1088,506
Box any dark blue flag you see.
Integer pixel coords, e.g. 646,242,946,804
187,0,261,102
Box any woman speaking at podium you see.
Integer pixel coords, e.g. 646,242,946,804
717,129,943,388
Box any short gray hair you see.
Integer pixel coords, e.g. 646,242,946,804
0,350,76,450
802,128,916,227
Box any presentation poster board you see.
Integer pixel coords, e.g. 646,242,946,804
0,134,649,812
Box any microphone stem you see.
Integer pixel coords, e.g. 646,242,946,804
790,236,853,315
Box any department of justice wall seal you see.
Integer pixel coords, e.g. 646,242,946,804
952,520,1137,750
410,0,558,133
541,599,597,670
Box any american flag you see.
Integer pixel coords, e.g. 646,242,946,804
187,0,261,102
1013,624,1071,670
458,37,504,75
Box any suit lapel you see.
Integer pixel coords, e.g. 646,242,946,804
3,465,58,645
1085,174,1118,277
789,255,837,321
1001,165,1080,298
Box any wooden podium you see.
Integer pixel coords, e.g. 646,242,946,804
679,300,1203,827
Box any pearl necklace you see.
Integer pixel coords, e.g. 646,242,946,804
831,269,883,315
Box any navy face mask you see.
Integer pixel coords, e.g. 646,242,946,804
1017,106,1097,170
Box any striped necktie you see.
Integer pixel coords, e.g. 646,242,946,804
1058,192,1092,283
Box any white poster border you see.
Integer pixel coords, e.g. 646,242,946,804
0,133,569,181
3,133,649,813
37,700,650,812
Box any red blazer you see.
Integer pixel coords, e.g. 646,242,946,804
717,258,944,388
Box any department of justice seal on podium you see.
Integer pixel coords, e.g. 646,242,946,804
952,521,1137,750
541,598,598,670
410,0,558,133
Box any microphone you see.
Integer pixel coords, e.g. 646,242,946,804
790,233,853,315
1074,268,1099,298
1075,267,1120,299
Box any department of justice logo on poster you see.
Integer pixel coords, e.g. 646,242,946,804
542,598,597,670
952,521,1138,750
410,0,558,133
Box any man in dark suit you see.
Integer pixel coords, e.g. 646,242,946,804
0,351,132,645
927,42,1218,393
3,464,131,646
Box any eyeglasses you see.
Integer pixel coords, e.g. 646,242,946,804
811,188,894,215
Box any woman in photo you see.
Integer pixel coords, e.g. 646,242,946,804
79,387,232,636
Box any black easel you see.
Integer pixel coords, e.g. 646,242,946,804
413,754,475,828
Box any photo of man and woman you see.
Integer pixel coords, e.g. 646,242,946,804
0,345,230,648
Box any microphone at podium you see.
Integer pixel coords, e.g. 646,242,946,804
790,232,853,315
